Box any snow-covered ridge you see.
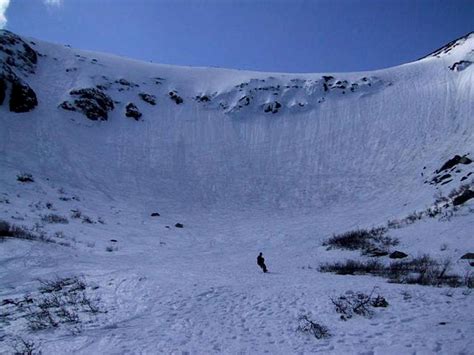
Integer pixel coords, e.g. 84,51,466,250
419,31,474,59
0,30,473,210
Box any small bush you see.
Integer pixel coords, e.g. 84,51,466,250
71,210,94,224
320,259,384,275
321,255,465,288
17,173,34,183
11,337,39,355
41,214,69,224
71,209,82,219
405,211,423,224
82,216,94,224
330,288,387,321
388,255,460,287
448,183,472,199
19,277,103,333
323,227,397,256
0,220,48,242
297,315,331,339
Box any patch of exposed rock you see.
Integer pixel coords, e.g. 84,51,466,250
60,88,114,121
9,80,38,112
125,102,142,120
0,31,39,113
169,91,183,104
0,30,38,76
139,92,156,105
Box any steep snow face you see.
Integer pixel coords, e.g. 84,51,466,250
0,30,473,211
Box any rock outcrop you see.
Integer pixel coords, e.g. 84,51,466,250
0,31,39,113
9,80,38,113
60,88,114,121
139,92,156,105
125,102,142,120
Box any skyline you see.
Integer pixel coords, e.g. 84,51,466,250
1,0,473,73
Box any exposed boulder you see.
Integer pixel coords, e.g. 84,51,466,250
150,212,160,217
169,91,183,104
437,154,472,173
449,60,472,72
9,80,38,112
139,92,156,105
59,101,76,111
125,102,142,120
175,223,184,228
389,251,408,259
115,78,138,88
239,95,251,106
460,252,474,260
453,189,474,206
195,94,210,102
60,88,114,121
264,101,281,114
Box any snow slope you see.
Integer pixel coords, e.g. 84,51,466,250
0,31,473,354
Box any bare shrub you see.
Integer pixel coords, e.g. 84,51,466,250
405,211,423,224
41,214,68,224
21,277,104,333
388,255,460,287
71,209,82,219
323,227,397,256
330,288,387,321
297,315,331,339
0,220,53,243
11,337,39,355
71,210,94,224
321,255,464,288
81,216,94,224
448,183,472,199
463,270,473,289
320,259,384,275
17,173,34,183
39,277,79,293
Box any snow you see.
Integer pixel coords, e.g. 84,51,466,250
0,31,473,353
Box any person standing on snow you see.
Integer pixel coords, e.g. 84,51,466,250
257,252,268,273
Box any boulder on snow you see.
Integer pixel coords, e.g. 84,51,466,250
389,251,408,259
60,88,114,121
139,92,156,105
365,247,389,257
195,94,211,102
263,101,282,114
460,252,474,260
175,223,184,228
437,155,472,173
150,212,160,217
9,80,38,112
125,102,142,120
115,78,138,88
169,91,183,105
453,189,474,206
449,60,472,72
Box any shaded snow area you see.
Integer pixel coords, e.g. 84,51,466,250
1,30,474,354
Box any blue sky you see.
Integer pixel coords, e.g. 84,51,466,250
1,0,473,73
